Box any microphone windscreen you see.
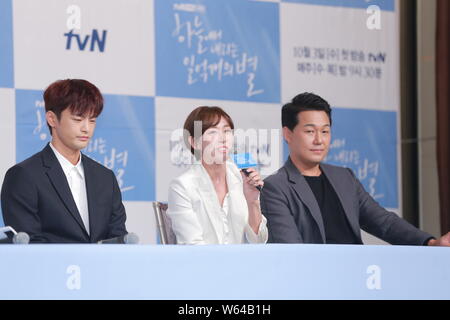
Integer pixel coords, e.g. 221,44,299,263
231,153,258,170
13,232,30,244
124,232,139,244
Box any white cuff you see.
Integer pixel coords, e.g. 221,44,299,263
245,215,268,244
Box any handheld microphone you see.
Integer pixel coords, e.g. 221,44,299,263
231,152,262,191
97,232,139,244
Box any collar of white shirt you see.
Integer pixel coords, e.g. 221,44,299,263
49,142,85,179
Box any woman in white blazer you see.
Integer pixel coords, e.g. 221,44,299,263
167,106,268,244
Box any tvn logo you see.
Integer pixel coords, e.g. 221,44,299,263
64,29,107,52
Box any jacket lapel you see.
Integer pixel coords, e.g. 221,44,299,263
225,162,246,242
192,164,223,242
320,164,362,242
285,158,326,243
81,155,96,239
41,144,89,237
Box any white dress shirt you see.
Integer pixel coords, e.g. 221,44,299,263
167,161,268,244
50,143,90,234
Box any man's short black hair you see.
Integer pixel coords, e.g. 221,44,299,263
44,79,103,135
282,92,332,131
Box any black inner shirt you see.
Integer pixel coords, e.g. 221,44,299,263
304,174,361,244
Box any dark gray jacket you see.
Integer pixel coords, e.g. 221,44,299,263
260,158,433,245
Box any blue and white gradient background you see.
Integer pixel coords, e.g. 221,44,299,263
0,0,399,244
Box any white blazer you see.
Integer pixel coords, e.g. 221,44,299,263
167,161,268,244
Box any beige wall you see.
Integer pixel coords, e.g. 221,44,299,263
417,0,441,237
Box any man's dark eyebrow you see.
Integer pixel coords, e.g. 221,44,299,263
303,124,331,127
71,113,97,118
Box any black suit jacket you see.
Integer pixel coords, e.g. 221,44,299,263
1,144,127,243
260,157,433,245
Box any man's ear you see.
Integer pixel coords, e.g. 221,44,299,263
282,126,292,144
46,111,57,130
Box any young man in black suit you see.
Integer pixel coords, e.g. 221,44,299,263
1,79,127,243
